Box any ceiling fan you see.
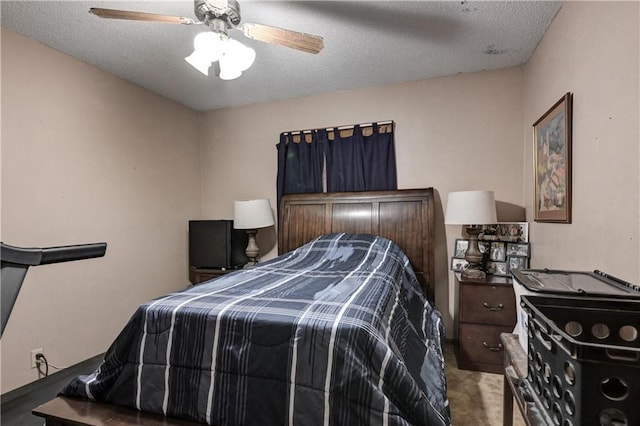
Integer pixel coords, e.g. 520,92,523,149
90,0,324,79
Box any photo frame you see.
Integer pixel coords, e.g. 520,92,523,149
478,241,490,255
480,222,529,242
533,92,573,223
450,257,469,272
507,256,528,274
489,242,506,262
506,242,530,258
486,261,508,276
454,239,469,258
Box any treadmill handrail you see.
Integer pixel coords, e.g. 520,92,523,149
1,241,108,337
1,242,107,266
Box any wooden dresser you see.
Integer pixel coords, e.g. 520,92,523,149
456,273,516,374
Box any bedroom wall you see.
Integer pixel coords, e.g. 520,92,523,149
199,66,526,335
1,29,201,392
522,1,639,283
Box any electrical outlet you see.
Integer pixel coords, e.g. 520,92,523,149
30,348,44,369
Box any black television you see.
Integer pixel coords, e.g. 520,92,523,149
189,220,248,269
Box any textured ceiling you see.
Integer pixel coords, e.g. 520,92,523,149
1,1,562,111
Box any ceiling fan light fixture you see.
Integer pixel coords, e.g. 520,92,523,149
91,1,324,81
185,50,213,75
219,62,242,80
224,39,256,72
218,40,255,79
193,31,228,62
185,30,232,75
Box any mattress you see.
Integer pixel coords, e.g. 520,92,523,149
61,233,450,425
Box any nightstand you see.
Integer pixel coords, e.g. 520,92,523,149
189,266,235,285
456,273,516,373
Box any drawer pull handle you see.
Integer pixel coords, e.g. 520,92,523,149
483,302,504,311
482,342,504,352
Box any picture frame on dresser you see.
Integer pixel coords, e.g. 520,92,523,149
506,242,530,257
478,241,490,255
454,239,469,258
450,257,469,272
489,242,506,262
507,256,528,274
533,92,573,223
486,261,508,276
480,222,529,242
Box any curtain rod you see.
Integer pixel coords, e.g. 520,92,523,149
285,120,394,135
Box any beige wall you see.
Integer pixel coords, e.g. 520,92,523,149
2,0,637,395
200,67,526,335
523,1,639,283
1,29,201,392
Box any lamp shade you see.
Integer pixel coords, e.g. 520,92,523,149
233,199,275,229
444,190,497,225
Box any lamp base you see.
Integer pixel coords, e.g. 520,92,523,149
243,229,259,268
243,259,257,268
461,267,487,280
462,226,486,280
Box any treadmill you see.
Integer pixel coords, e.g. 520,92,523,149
1,242,107,337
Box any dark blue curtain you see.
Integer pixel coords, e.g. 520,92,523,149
276,122,397,214
276,130,325,213
325,123,397,192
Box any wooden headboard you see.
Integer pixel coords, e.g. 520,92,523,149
278,188,435,301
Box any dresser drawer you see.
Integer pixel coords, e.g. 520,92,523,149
459,323,513,367
459,283,516,326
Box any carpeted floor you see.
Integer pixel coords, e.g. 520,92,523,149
445,343,526,426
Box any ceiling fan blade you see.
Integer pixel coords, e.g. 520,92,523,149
240,23,323,54
89,8,196,25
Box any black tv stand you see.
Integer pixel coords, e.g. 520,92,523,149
189,266,235,285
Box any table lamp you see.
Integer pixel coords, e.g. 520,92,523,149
233,199,275,268
445,190,497,280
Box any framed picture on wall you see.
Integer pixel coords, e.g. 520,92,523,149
533,92,573,223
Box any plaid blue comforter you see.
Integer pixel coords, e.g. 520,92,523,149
62,234,450,425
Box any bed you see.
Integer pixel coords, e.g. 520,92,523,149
46,188,449,425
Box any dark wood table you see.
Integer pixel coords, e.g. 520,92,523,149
32,396,203,425
501,333,552,426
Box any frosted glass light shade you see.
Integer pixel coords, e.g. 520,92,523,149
234,199,275,229
219,40,255,80
444,190,497,225
224,40,255,71
185,51,214,75
186,31,254,80
219,62,242,80
193,31,227,61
